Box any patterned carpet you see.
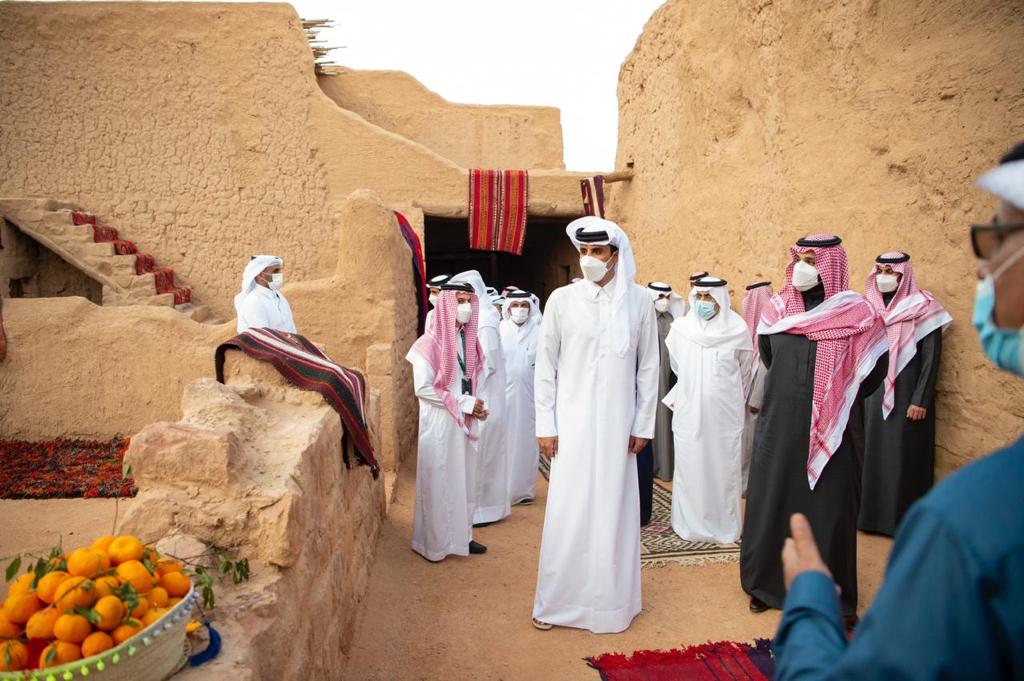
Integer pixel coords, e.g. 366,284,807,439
586,639,775,680
539,456,740,568
0,437,137,499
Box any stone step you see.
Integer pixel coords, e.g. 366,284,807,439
79,241,115,257
127,272,157,292
144,293,177,307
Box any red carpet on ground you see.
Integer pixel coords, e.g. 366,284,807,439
587,639,775,681
0,438,137,499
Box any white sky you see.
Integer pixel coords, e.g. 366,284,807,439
287,0,667,171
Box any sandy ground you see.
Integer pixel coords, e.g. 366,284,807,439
342,463,893,681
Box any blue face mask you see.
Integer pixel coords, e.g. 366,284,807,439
696,300,717,321
973,243,1024,375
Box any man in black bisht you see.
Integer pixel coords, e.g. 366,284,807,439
740,234,888,629
858,253,952,536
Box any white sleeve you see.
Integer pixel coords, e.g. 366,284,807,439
411,355,446,407
631,295,660,439
747,358,768,409
534,292,561,437
738,348,754,400
280,296,298,334
476,326,501,403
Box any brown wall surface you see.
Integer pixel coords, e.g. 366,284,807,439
611,0,1024,477
0,2,585,321
318,68,566,170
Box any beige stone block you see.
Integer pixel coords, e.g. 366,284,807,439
126,422,241,488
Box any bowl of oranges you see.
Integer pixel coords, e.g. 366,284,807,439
0,534,197,680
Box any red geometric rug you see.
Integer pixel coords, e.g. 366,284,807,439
587,639,775,681
0,437,137,499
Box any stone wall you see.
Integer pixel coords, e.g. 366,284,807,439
0,2,586,320
611,0,1024,476
318,68,565,169
121,354,385,679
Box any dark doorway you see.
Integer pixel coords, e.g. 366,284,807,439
424,216,580,305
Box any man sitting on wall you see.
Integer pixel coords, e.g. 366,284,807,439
235,255,297,334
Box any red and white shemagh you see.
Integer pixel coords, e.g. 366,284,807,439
409,290,486,439
742,284,774,365
865,253,953,419
759,234,887,489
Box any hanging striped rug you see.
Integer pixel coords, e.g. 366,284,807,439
468,169,529,254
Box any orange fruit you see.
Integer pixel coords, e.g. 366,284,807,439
166,597,182,608
81,631,114,658
116,560,155,594
160,571,191,598
0,639,28,672
141,608,167,627
25,606,61,640
144,547,160,565
36,570,71,604
91,535,116,554
93,575,121,599
93,595,125,632
3,591,43,624
148,586,169,608
7,573,36,597
39,641,81,668
67,548,104,578
128,596,150,619
111,618,142,645
54,577,97,610
54,613,91,643
107,536,144,566
0,610,22,638
155,559,184,577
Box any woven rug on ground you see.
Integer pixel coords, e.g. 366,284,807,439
0,437,137,499
587,639,775,681
468,169,529,254
539,456,740,567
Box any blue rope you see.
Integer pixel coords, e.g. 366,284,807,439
188,622,222,667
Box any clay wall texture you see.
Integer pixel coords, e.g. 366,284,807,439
0,2,585,321
319,68,565,169
611,0,1024,477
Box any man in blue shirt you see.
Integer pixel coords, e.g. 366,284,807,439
774,142,1024,679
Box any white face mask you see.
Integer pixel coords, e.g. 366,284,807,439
791,260,820,292
580,255,609,282
455,303,472,324
875,273,899,293
428,293,439,307
510,308,530,324
268,272,284,290
654,298,669,313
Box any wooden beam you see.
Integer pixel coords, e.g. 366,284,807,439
601,171,634,184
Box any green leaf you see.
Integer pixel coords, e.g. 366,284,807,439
3,645,12,671
45,643,58,665
125,619,141,629
5,556,21,582
122,461,132,479
75,606,102,626
217,555,231,575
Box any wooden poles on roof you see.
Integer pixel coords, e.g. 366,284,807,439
302,17,343,76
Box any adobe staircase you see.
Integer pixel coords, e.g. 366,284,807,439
0,198,216,322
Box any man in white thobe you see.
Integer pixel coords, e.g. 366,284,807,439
406,281,491,561
532,216,659,634
500,290,542,506
663,277,752,544
235,255,297,334
450,271,510,527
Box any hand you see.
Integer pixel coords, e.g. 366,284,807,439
472,399,489,421
782,513,833,592
906,405,927,421
748,406,760,415
538,436,559,459
628,436,649,455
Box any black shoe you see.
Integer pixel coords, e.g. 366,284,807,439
843,614,860,634
468,540,488,555
749,596,770,613
473,521,495,528
517,498,534,506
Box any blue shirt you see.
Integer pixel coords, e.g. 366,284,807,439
775,437,1024,680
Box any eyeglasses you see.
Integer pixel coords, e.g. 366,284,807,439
970,218,1024,259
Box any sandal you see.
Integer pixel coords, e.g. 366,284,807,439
532,618,553,631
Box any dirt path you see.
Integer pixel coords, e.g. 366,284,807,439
342,462,893,680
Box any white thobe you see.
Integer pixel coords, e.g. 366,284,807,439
741,359,767,495
500,318,540,505
532,280,659,634
472,324,510,524
407,336,482,561
663,326,752,544
236,286,297,334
